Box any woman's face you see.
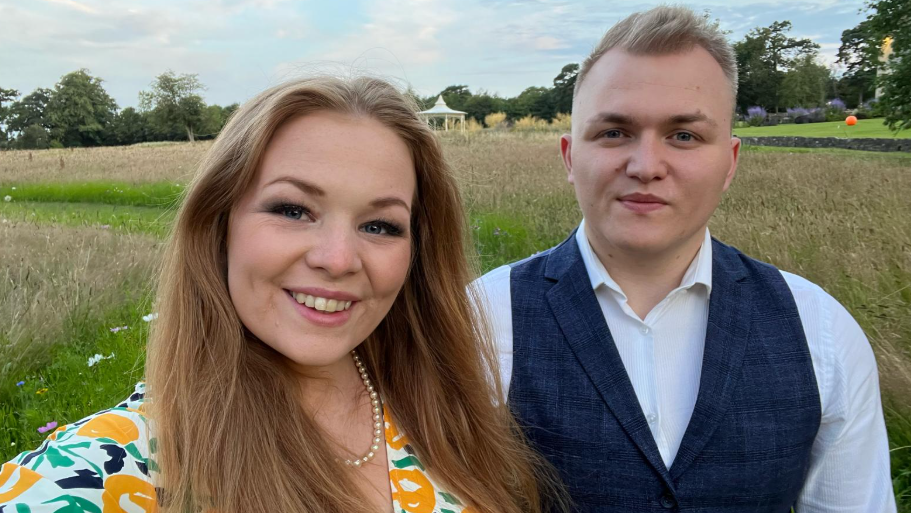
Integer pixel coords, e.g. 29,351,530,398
226,111,416,371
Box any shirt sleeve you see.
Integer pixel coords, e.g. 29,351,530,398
783,272,897,512
0,384,157,512
470,264,515,401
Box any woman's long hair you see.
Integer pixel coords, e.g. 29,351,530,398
146,76,563,513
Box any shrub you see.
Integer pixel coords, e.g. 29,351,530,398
484,112,507,129
747,106,767,127
512,116,549,132
550,113,572,132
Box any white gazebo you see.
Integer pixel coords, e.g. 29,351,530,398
418,95,467,132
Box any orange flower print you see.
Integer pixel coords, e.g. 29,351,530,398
384,408,408,450
77,413,140,445
390,468,436,513
0,463,43,503
101,474,157,512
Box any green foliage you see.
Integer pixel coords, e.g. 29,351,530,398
780,54,829,108
106,107,153,146
46,70,118,148
6,88,52,142
735,21,821,113
139,70,207,142
0,181,185,209
837,20,879,108
18,124,50,150
552,63,578,115
864,0,911,132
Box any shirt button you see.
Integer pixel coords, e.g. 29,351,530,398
640,326,650,335
647,413,658,424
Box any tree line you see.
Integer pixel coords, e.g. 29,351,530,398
1,0,906,150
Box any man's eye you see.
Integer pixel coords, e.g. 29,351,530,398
603,129,624,138
674,132,694,142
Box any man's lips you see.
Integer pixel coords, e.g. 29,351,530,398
618,193,668,213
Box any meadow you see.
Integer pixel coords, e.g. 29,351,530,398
733,117,911,138
1,133,910,508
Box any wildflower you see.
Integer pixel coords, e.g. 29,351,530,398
493,227,502,236
37,421,58,434
87,352,115,367
11,187,15,190
142,313,159,322
10,442,15,446
109,325,129,333
3,195,11,202
36,388,48,395
16,380,24,387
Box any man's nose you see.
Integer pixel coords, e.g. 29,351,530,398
624,135,669,182
303,224,363,278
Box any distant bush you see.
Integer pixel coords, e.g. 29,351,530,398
747,106,767,127
824,98,848,122
551,113,572,132
484,112,507,129
513,116,550,132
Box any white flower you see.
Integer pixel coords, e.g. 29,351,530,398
142,313,159,322
87,352,115,367
11,187,15,190
3,196,10,202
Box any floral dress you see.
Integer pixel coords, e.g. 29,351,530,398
0,383,474,513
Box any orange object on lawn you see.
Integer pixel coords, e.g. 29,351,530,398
846,116,858,126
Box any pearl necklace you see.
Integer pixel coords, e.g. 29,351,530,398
342,350,383,468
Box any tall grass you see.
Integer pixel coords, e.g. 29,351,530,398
0,133,909,508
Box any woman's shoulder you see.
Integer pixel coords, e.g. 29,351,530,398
0,382,156,510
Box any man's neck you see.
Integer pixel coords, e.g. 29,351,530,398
585,226,706,320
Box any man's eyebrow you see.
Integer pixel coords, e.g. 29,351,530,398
266,177,325,196
668,112,718,127
588,112,636,125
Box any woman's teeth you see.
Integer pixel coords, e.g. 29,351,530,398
293,293,352,313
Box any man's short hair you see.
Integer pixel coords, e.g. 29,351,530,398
574,6,738,103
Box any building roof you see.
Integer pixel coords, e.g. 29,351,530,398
419,95,467,115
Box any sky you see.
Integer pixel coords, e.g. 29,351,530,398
0,0,868,109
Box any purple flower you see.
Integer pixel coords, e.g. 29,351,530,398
828,98,846,111
16,381,25,387
747,106,767,119
37,421,58,434
787,107,810,117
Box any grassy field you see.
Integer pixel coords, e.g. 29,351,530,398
734,117,911,138
1,133,910,508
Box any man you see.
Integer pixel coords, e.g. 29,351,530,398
476,6,895,512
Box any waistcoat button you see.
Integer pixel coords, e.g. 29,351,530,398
659,493,677,509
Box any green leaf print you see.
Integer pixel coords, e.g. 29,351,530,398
439,492,461,505
41,494,102,513
15,504,32,513
44,446,75,468
392,455,425,471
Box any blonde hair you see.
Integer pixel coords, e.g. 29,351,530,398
146,76,563,513
575,5,738,102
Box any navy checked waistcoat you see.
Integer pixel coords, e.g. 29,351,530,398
508,233,821,512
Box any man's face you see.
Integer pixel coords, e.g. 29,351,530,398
563,46,740,262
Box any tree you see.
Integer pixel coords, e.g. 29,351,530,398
107,107,154,145
140,71,207,142
463,93,501,124
863,0,911,131
0,88,19,145
516,86,556,121
780,55,830,107
437,85,472,113
6,88,52,145
45,70,117,147
837,20,879,107
734,21,820,112
552,63,579,115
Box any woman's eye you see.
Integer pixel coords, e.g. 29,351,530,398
281,206,304,220
363,223,387,235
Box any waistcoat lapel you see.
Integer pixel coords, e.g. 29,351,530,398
670,239,752,479
543,235,674,488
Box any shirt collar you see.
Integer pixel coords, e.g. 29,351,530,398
574,219,714,297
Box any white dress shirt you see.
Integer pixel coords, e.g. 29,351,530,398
475,220,896,512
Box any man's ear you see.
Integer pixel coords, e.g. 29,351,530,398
560,134,574,184
723,137,740,192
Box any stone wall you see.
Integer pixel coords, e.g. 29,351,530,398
738,136,910,153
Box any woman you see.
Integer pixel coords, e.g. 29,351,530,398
0,77,563,512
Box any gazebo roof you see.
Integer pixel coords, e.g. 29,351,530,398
419,95,467,115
